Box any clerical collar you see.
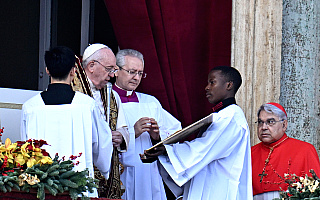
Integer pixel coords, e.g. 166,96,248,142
212,97,236,113
113,84,139,103
41,83,75,105
263,133,288,148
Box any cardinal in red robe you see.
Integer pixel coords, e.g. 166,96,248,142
251,102,320,199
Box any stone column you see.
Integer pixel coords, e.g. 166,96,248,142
281,1,320,152
231,0,283,145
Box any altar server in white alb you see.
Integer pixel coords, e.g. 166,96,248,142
143,66,252,200
113,49,181,200
21,46,113,197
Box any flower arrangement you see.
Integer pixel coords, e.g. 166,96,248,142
274,169,320,200
0,137,53,171
0,127,98,200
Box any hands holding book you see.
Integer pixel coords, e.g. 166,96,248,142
140,144,166,163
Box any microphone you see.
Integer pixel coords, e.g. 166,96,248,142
106,82,112,123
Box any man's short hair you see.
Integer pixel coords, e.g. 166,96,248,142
257,104,288,121
45,46,76,80
210,66,242,94
116,49,144,67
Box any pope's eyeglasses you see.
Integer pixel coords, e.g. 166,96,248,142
93,60,118,74
119,66,147,78
255,119,284,127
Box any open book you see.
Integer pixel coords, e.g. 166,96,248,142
145,113,214,152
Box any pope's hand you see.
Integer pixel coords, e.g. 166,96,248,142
112,131,123,148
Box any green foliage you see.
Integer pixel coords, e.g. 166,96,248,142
0,154,98,200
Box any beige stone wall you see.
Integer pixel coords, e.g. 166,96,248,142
231,0,283,146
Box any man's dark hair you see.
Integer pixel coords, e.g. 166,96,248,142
210,66,242,94
45,46,76,80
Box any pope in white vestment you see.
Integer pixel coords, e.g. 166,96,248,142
114,89,181,200
158,104,253,200
21,92,113,197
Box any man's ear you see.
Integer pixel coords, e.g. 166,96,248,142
226,81,234,91
45,67,51,76
114,66,119,77
282,120,288,132
87,61,95,73
69,66,76,76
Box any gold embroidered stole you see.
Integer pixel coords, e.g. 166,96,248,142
100,89,122,199
72,57,92,97
71,56,122,198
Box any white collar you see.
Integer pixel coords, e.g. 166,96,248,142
115,83,134,96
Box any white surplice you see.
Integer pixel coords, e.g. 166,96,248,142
21,92,113,197
158,104,253,200
114,91,181,200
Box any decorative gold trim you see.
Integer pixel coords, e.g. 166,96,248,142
0,103,23,110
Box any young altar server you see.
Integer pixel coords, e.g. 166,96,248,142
144,66,253,200
21,46,113,197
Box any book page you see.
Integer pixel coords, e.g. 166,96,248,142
145,113,213,151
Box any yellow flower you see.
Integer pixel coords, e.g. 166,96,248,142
33,147,41,153
0,138,17,154
5,139,17,151
14,154,26,166
26,157,37,168
6,153,14,166
32,151,43,157
5,138,11,148
38,156,53,165
20,142,30,158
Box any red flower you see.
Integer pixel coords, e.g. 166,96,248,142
32,139,49,148
16,141,25,147
27,144,34,151
41,149,49,156
0,156,8,170
69,155,78,160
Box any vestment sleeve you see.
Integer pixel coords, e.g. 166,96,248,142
91,104,113,179
116,126,129,152
158,108,182,140
159,111,248,186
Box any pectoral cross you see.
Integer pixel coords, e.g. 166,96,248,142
259,169,268,183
